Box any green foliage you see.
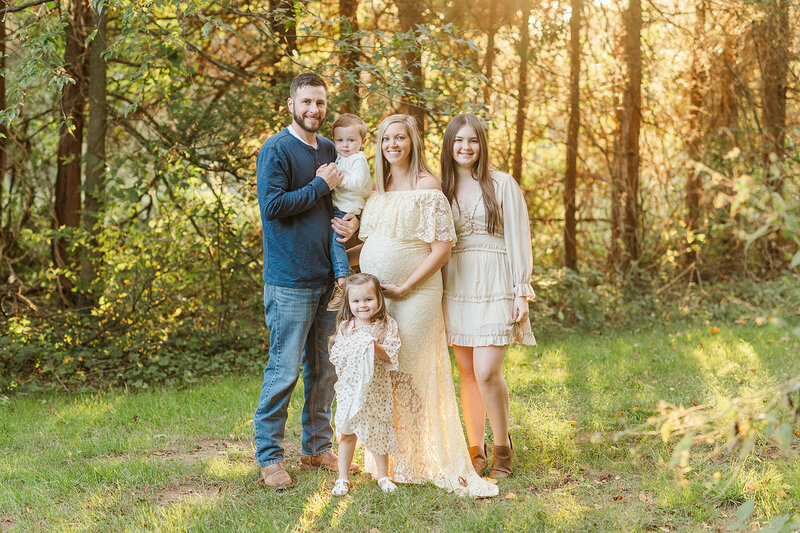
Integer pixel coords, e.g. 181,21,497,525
531,265,800,333
727,500,800,533
1,0,798,393
1,163,266,391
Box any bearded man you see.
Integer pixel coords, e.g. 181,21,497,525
254,72,359,488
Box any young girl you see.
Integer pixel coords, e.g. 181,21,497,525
440,114,536,478
329,273,401,495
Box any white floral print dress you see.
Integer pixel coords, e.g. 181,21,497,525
330,316,401,455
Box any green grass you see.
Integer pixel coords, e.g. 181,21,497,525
1,322,799,532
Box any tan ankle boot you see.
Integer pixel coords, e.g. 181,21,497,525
468,444,488,475
489,434,514,478
260,462,293,489
327,284,344,311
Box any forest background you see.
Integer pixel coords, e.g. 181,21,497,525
0,0,798,391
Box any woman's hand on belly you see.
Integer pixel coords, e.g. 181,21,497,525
381,283,408,298
380,240,451,299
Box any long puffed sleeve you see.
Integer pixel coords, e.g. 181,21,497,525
497,171,535,299
328,323,348,369
378,315,401,371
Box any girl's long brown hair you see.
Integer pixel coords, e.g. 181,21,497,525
440,114,502,235
329,273,388,348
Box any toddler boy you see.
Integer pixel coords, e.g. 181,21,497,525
328,113,373,310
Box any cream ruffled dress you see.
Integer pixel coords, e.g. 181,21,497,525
443,170,536,347
358,188,499,498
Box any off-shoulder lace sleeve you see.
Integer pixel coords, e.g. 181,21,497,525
359,190,456,243
379,316,401,371
417,190,457,243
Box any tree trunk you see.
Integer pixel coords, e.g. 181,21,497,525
269,0,296,53
756,0,789,192
394,0,426,136
483,1,498,104
512,4,531,184
339,0,361,114
619,0,642,268
718,27,738,131
609,101,623,269
0,0,6,234
53,0,90,306
80,2,107,305
684,0,706,270
564,0,582,271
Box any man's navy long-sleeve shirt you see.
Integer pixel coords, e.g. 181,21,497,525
257,128,337,287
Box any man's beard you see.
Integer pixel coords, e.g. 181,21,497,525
293,109,325,134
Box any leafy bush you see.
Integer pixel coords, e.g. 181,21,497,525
1,171,268,392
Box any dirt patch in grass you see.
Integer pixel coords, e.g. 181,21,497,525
0,516,15,533
147,439,258,465
155,483,222,507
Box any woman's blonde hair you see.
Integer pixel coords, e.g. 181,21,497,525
329,273,388,347
440,114,502,235
374,114,433,193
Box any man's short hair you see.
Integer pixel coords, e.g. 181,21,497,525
332,114,368,140
290,73,328,99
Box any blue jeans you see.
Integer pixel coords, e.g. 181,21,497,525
254,283,337,467
330,207,350,280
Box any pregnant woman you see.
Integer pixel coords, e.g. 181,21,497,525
353,114,497,498
440,114,536,478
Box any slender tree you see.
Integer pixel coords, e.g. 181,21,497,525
0,0,6,233
395,0,426,135
610,99,623,268
483,0,498,103
339,0,361,113
53,0,90,305
755,0,790,192
269,0,297,53
684,0,706,270
718,21,738,131
80,1,107,303
619,0,642,268
511,3,531,184
564,0,582,271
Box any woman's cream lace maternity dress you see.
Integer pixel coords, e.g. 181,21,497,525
358,188,498,498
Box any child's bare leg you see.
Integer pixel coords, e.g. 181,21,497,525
337,434,357,481
374,453,397,492
374,454,389,479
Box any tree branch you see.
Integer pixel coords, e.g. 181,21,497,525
0,0,53,15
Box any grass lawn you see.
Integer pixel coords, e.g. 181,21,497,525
1,322,799,532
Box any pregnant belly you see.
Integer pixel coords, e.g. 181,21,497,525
360,236,439,291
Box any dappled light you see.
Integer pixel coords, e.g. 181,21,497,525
297,482,335,532
0,0,798,529
203,455,251,482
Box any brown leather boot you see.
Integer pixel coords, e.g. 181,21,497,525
488,434,514,478
469,444,488,476
327,284,344,311
300,451,360,473
260,463,293,489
